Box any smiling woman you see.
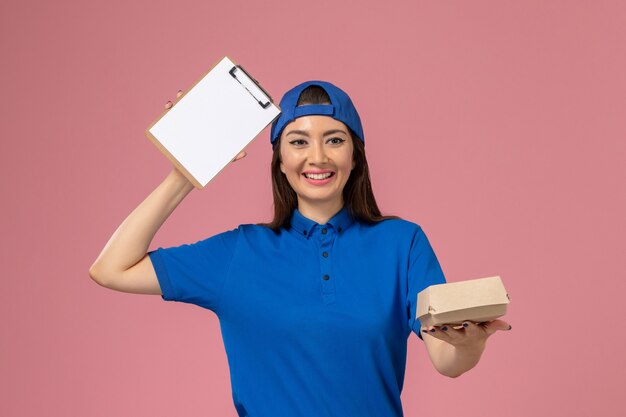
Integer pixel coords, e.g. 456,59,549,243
90,79,509,417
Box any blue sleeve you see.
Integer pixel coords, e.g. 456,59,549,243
147,227,240,314
407,226,447,341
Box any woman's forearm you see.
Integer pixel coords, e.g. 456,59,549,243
89,167,194,278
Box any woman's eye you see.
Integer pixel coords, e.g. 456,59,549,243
289,139,307,146
328,137,345,144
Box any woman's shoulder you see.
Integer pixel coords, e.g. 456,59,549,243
233,223,285,237
361,216,422,233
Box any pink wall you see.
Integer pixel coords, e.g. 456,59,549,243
2,0,624,416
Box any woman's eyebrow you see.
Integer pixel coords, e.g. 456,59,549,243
323,129,348,136
285,129,348,137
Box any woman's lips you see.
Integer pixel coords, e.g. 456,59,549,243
302,172,335,186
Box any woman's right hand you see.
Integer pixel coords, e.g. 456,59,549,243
165,89,247,163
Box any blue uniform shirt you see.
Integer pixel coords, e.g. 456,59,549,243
148,206,446,417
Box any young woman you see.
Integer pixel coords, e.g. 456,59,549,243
89,80,511,417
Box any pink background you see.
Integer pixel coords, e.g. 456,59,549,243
2,0,624,416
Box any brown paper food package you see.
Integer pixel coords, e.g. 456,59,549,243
416,276,510,327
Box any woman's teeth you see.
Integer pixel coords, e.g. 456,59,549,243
304,172,333,180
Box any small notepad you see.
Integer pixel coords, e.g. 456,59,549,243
146,56,281,189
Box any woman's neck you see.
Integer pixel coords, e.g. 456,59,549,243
297,198,344,225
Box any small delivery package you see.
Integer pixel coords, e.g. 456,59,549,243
416,276,510,327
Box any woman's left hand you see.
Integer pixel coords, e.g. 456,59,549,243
421,319,512,349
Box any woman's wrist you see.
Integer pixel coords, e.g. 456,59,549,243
167,166,195,194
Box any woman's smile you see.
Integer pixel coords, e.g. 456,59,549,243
302,170,336,185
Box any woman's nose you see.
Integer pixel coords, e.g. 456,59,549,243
308,141,329,164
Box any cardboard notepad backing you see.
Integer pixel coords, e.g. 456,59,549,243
146,56,281,189
417,276,510,327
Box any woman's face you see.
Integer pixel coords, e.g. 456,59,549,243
279,115,355,209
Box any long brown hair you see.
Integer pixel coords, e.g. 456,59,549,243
256,85,400,231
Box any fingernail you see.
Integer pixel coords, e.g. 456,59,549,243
463,323,469,328
441,326,448,331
